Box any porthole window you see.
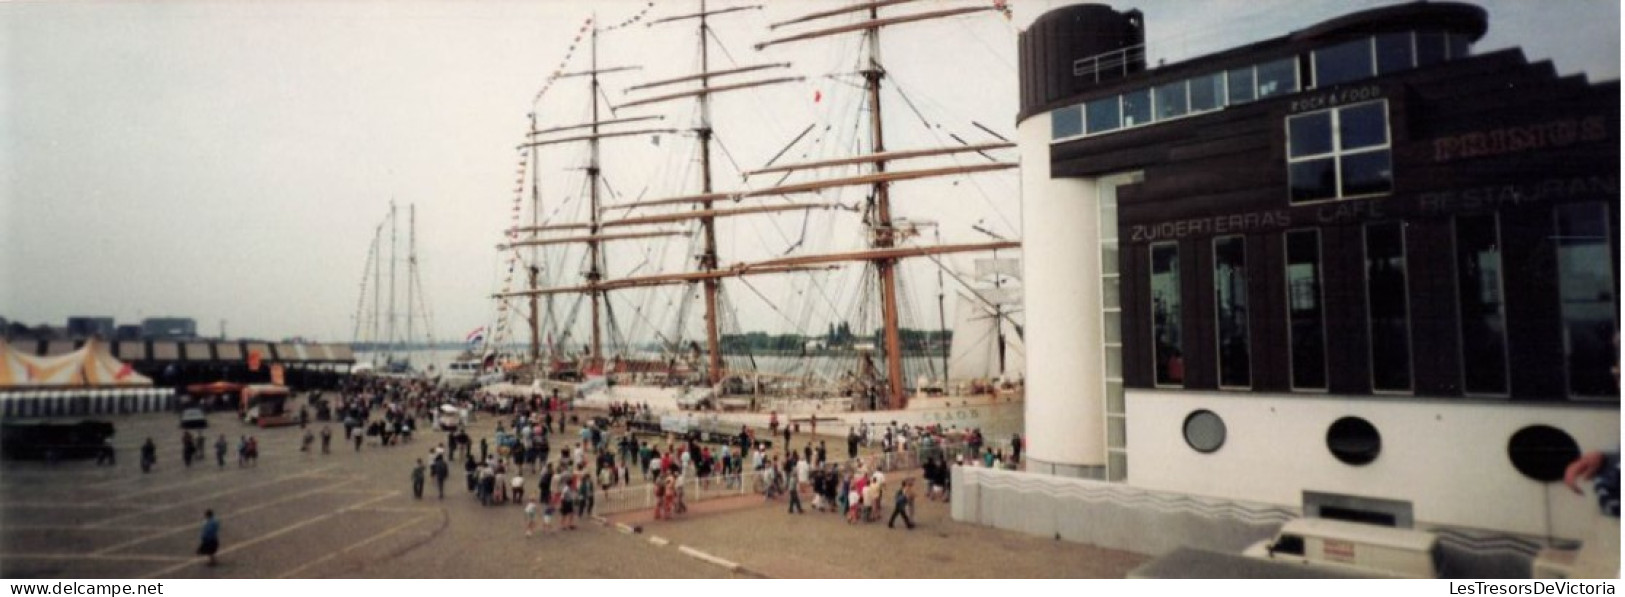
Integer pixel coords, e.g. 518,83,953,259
1183,409,1227,453
1507,425,1580,482
1327,416,1381,465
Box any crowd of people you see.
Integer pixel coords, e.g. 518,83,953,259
419,388,1010,538
103,372,1052,572
433,401,642,537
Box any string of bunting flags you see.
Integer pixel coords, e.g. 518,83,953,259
491,147,531,351
532,16,593,105
603,2,655,32
530,3,660,105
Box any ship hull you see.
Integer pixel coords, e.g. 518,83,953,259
573,382,1024,439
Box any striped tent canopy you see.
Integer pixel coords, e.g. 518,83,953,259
0,338,153,388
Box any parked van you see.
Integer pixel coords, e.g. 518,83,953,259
238,384,294,428
1243,518,1439,578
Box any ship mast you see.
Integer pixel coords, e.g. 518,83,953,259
510,12,672,376
862,6,908,410
698,0,724,386
633,1,798,386
401,203,409,357
528,112,542,364
388,200,397,362
587,21,605,371
754,0,1004,410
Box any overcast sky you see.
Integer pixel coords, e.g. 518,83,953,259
1,0,1617,345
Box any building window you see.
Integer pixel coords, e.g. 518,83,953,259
1189,72,1224,113
1255,57,1298,99
1416,31,1446,67
1314,38,1374,88
1227,66,1256,105
1214,235,1251,388
1086,96,1121,134
1154,80,1188,120
1287,230,1327,390
1554,203,1617,399
1100,174,1137,483
1151,242,1183,386
1507,425,1581,482
1123,88,1152,127
1327,416,1381,465
1375,32,1414,75
1365,222,1412,392
1446,33,1472,60
1051,105,1083,139
1455,214,1509,396
1287,100,1392,203
1183,410,1227,453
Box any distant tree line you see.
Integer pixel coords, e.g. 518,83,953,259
718,326,951,353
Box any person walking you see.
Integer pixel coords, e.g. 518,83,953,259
411,459,426,499
214,435,227,468
140,438,157,473
181,431,195,468
888,478,917,529
197,510,221,566
558,479,576,530
579,471,594,518
430,456,448,499
321,426,332,454
787,467,805,514
524,498,539,537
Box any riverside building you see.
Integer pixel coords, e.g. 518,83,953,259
1015,1,1618,545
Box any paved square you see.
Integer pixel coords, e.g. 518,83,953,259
1,405,1144,578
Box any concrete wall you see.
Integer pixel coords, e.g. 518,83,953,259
1018,111,1109,476
953,466,1554,578
1125,389,1619,540
953,466,1294,555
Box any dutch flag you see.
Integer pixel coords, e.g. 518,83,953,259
466,327,486,346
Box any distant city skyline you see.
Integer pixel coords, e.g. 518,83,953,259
3,0,1617,344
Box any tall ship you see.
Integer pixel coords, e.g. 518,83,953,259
487,0,1026,436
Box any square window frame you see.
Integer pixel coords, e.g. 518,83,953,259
1285,99,1394,205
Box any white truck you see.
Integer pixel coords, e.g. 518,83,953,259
1244,518,1440,579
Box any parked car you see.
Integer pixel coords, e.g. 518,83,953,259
180,407,209,429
